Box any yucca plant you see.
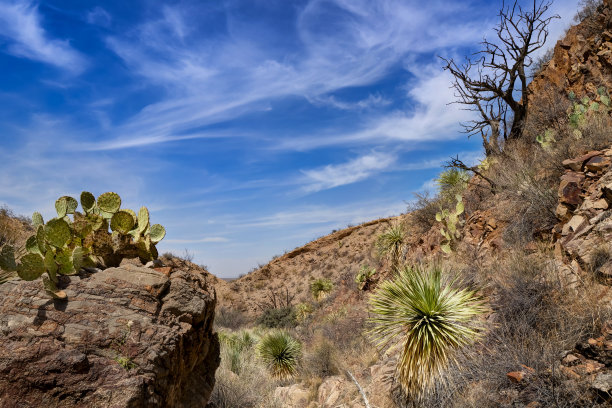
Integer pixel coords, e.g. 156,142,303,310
375,223,406,270
257,330,301,379
310,278,333,301
368,265,487,398
436,168,469,201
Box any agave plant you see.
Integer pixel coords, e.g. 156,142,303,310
257,330,301,379
375,223,406,270
368,265,487,397
310,278,333,301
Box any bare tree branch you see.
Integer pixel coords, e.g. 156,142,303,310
441,0,558,156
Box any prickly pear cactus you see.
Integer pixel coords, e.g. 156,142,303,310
435,194,465,254
0,191,166,299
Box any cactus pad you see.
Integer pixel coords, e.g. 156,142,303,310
32,212,44,228
56,249,75,275
64,196,78,214
36,225,46,253
45,218,71,248
97,192,121,213
100,210,114,220
123,209,137,224
138,206,149,233
55,197,68,218
111,211,135,234
71,247,84,274
149,224,166,243
80,191,96,213
26,235,41,254
44,250,58,279
0,245,17,272
42,274,66,299
17,253,45,281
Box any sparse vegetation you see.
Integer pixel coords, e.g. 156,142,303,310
256,306,297,329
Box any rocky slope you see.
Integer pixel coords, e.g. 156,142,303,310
0,259,219,407
530,0,612,102
216,216,402,315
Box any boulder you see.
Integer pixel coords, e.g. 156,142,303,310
0,262,220,407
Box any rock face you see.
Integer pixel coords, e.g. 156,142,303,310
529,0,612,103
554,146,612,274
0,261,220,407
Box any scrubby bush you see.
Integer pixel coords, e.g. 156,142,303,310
302,336,339,378
257,330,301,379
256,306,297,328
369,265,487,398
215,306,249,330
310,278,333,301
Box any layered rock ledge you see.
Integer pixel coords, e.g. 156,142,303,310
0,261,219,407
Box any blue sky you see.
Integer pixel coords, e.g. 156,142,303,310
0,0,580,277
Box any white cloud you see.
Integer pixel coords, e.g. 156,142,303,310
86,6,112,28
278,66,473,150
88,0,487,151
307,94,391,110
301,152,396,192
0,1,86,73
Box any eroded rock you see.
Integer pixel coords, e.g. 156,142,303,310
0,262,220,407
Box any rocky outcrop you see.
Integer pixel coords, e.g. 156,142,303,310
529,0,612,102
554,146,612,276
0,259,220,407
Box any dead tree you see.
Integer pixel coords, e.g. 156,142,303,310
441,0,558,156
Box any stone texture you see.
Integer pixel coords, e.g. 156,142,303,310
0,262,219,408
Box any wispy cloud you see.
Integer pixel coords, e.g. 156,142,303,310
307,94,391,110
0,0,86,73
88,0,487,151
86,6,112,28
301,151,396,192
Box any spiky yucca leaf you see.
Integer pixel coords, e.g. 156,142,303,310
368,265,487,397
257,331,301,379
375,223,406,269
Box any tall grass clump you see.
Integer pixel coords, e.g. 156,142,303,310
257,330,301,379
368,265,487,398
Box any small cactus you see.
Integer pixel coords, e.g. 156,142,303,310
0,191,166,299
435,194,465,254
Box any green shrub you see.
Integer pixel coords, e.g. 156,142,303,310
256,306,297,328
368,265,487,398
310,278,333,301
257,330,301,379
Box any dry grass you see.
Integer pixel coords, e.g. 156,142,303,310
409,250,610,408
0,206,32,253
